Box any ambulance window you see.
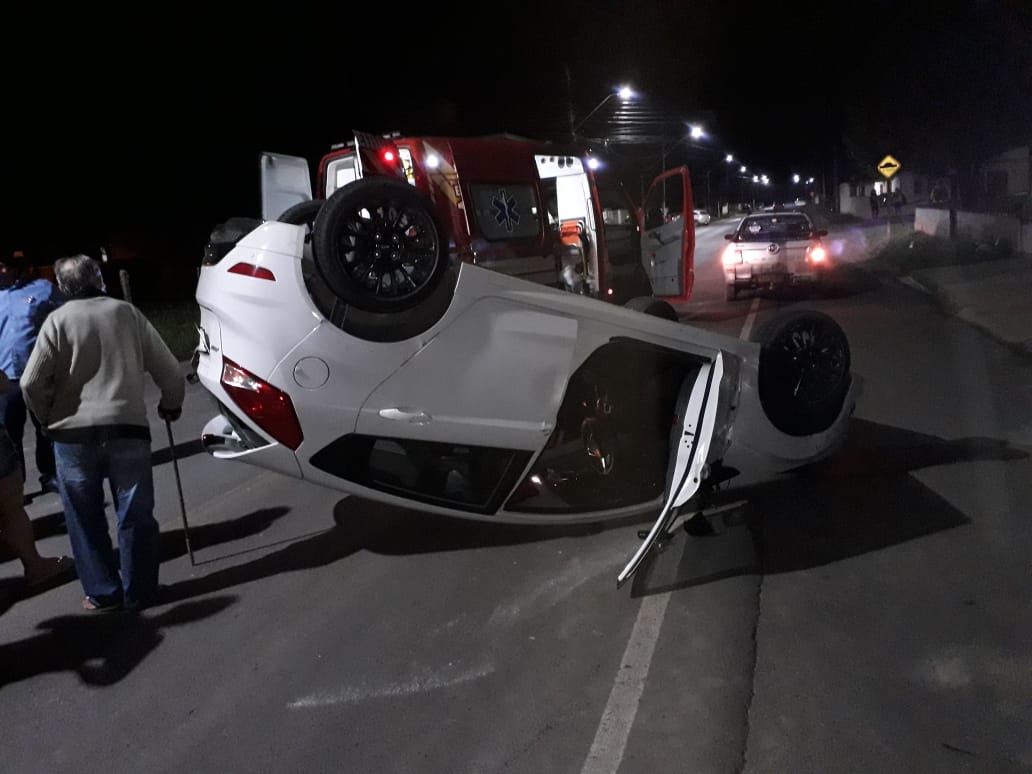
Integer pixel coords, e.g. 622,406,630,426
469,183,541,241
596,177,642,266
539,178,559,225
595,178,636,225
398,147,416,186
643,176,685,230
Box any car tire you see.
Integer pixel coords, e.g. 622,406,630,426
623,296,679,321
725,284,738,302
313,178,450,313
752,309,851,436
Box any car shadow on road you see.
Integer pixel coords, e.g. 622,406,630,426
734,264,881,306
681,265,881,324
0,507,291,617
157,500,641,607
0,596,237,689
151,437,206,466
151,420,1026,605
632,418,1028,596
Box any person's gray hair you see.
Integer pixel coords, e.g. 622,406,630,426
54,254,105,297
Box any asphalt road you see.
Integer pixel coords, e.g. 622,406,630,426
3,217,1030,773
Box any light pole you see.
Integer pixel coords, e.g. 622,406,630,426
572,85,635,138
723,154,735,214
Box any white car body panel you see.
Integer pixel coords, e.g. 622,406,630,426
355,299,580,450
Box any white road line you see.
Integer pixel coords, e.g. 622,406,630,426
581,296,762,773
287,663,495,709
581,594,671,774
739,296,761,341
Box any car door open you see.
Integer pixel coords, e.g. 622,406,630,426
641,167,696,302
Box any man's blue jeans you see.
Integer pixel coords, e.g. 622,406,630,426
54,438,158,609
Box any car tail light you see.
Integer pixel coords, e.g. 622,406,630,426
228,262,276,281
382,150,396,163
722,243,743,265
808,244,828,263
220,358,303,450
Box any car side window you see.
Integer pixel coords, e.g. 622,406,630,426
309,435,531,514
469,183,542,241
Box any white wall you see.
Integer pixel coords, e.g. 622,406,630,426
916,207,1029,253
957,211,1022,250
915,207,951,237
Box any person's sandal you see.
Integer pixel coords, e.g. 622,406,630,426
82,595,122,613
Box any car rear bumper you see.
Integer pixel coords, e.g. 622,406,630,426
725,264,823,286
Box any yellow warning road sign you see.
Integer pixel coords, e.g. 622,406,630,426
878,155,901,179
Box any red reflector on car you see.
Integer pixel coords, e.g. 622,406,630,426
228,262,276,281
220,358,303,450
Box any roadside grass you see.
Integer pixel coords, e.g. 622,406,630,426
139,299,199,361
864,231,1012,274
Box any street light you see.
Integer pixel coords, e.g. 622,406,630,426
725,153,734,163
792,174,800,184
740,165,747,173
689,124,705,140
572,85,635,134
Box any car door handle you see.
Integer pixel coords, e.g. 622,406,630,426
378,407,432,425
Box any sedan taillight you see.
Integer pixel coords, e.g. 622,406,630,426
808,244,828,263
722,243,743,265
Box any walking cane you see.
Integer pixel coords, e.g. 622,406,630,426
164,418,196,566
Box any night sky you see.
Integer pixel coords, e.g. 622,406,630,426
5,1,1029,268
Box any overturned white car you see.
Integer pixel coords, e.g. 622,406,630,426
194,139,861,585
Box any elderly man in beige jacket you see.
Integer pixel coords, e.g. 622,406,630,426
22,254,185,613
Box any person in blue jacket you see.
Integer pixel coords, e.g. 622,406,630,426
0,250,63,495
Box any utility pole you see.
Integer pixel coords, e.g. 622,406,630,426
564,65,576,142
831,148,839,212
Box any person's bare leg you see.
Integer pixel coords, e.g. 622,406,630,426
0,471,67,583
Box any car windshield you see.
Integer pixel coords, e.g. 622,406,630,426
739,215,812,240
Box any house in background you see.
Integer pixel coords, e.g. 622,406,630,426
978,145,1030,218
838,169,948,218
